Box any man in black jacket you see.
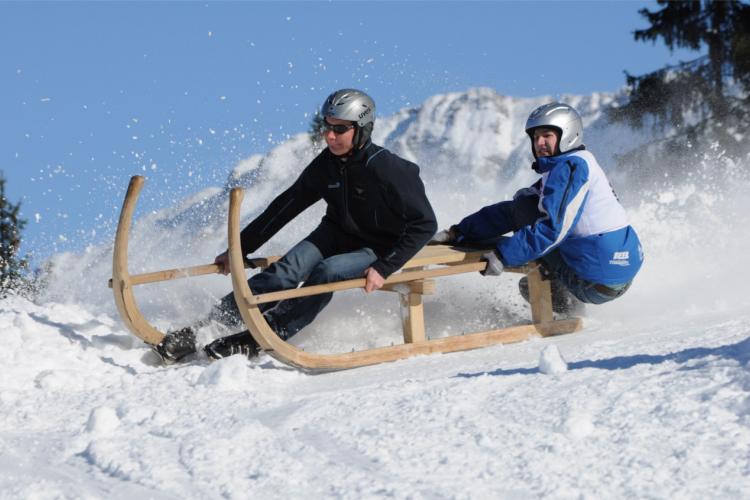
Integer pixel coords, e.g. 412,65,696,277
156,89,437,363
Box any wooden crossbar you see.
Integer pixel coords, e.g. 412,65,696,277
106,257,279,288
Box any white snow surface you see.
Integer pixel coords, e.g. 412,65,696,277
3,88,750,498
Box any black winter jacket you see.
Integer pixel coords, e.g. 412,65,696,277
239,142,437,278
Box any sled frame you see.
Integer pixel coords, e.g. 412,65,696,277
111,176,582,371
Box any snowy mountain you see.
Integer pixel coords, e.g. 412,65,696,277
39,87,651,315
3,87,750,498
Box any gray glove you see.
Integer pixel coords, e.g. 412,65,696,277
480,250,504,276
429,228,457,245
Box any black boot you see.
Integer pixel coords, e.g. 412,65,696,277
204,330,260,360
518,277,586,316
153,326,197,364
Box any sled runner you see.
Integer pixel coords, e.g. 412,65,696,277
111,176,582,371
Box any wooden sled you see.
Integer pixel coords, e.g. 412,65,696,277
111,176,582,371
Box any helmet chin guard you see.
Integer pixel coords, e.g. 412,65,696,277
525,102,583,154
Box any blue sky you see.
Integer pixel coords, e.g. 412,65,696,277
1,1,699,265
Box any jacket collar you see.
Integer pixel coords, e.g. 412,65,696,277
533,145,586,173
328,140,374,166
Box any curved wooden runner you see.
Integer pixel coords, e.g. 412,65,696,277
112,176,167,345
227,188,582,372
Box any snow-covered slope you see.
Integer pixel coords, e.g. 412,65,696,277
3,88,750,498
2,295,749,499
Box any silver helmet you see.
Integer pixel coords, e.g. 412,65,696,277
322,88,375,126
525,102,583,154
322,89,376,149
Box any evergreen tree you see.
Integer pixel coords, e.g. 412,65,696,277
610,0,750,160
0,172,28,296
308,112,326,149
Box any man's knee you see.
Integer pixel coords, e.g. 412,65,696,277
306,249,375,285
252,239,324,290
582,281,632,305
249,269,291,292
307,260,337,284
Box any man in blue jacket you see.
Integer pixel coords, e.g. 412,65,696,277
433,102,643,314
156,89,437,363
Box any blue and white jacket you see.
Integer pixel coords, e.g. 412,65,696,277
457,149,643,285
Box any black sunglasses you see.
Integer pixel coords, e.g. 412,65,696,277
321,121,355,134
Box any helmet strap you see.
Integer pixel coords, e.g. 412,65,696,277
357,123,373,149
353,125,362,149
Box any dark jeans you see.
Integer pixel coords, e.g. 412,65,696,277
209,238,377,339
539,247,631,305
